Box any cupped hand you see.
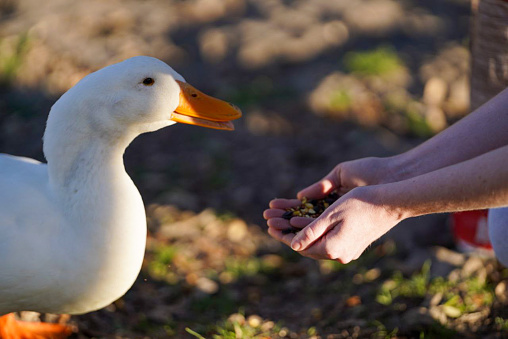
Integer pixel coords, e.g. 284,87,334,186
297,157,394,200
269,187,402,263
264,157,393,237
263,198,314,234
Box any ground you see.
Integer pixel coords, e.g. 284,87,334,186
1,0,508,338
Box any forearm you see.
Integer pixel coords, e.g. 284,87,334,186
390,87,508,181
375,144,508,220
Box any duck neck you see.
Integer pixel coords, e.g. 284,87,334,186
43,109,136,199
45,134,130,198
42,110,147,312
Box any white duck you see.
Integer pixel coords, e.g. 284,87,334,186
0,56,241,337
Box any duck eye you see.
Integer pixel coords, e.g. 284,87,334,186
142,78,155,86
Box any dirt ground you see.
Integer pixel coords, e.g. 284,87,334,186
1,0,508,338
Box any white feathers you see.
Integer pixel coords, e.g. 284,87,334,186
0,56,184,315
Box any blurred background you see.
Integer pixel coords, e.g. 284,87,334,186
1,0,508,337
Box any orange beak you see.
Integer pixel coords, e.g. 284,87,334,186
171,80,242,131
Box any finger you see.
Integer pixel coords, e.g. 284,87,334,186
263,209,284,219
296,229,344,263
297,238,330,259
290,213,338,251
269,199,301,209
301,246,343,263
289,217,314,229
297,169,339,200
267,226,295,247
267,218,291,230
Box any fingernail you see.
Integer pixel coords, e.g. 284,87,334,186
291,241,301,251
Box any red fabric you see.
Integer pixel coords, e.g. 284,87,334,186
451,210,492,249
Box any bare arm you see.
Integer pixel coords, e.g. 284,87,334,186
279,144,508,262
390,86,508,180
381,143,508,219
287,87,508,202
265,87,508,263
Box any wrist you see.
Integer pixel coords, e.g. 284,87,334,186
386,152,422,182
360,184,413,223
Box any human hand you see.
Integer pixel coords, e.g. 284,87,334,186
297,156,395,200
264,157,394,238
266,186,402,263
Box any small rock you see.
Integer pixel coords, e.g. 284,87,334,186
343,0,403,35
278,328,289,337
445,76,470,117
219,271,234,284
245,110,292,136
429,305,447,325
433,246,466,266
346,296,362,307
462,256,487,280
364,268,381,282
198,28,229,63
228,313,245,325
495,280,508,302
227,219,248,242
322,20,349,46
430,292,443,307
442,305,462,318
261,320,275,332
448,268,461,283
247,314,262,328
423,77,448,106
459,311,487,325
196,277,219,294
424,105,447,133
403,11,445,37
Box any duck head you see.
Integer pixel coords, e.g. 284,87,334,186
49,56,241,139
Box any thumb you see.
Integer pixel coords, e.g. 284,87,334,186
297,168,340,200
290,214,335,251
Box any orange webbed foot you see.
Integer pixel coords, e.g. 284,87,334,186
0,313,74,339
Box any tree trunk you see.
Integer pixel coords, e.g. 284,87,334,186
470,0,508,110
451,0,507,252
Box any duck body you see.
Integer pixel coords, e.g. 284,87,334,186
0,56,241,326
0,132,146,315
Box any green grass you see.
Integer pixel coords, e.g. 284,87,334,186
212,312,283,339
377,260,495,316
371,320,399,339
223,257,261,279
344,46,405,77
406,105,433,137
376,261,431,306
0,33,30,85
329,89,353,112
495,317,508,331
186,327,206,339
433,276,494,313
221,255,281,281
147,244,179,283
